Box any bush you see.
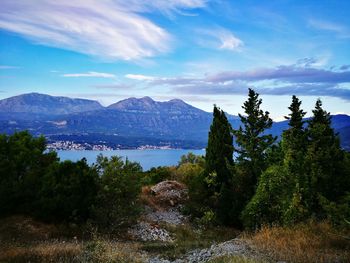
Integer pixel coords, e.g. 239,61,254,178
38,159,98,223
176,162,204,185
0,131,58,217
241,165,292,229
141,166,173,185
92,155,142,231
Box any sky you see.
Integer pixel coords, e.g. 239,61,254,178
0,0,350,120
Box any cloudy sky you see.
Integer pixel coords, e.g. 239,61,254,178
0,0,350,120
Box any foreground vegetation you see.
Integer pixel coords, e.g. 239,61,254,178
1,216,349,262
187,89,350,230
0,89,349,262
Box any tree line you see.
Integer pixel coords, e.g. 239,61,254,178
0,132,142,232
187,89,350,228
0,89,349,231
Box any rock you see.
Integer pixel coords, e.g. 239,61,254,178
150,181,188,208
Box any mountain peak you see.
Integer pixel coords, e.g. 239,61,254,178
169,98,186,104
108,96,156,111
140,96,154,102
108,96,200,113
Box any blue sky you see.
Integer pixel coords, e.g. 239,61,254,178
0,0,350,120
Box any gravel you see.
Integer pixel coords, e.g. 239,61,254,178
144,206,188,225
148,238,261,263
129,222,173,242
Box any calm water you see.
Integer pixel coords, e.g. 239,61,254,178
57,149,205,171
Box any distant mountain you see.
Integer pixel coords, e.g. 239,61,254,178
0,93,103,116
0,93,349,150
51,97,224,142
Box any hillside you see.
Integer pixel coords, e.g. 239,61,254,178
0,93,103,116
0,93,349,150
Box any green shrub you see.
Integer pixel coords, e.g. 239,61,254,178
141,166,173,185
38,159,98,223
92,155,142,231
241,165,292,229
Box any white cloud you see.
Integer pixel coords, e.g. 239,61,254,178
197,27,244,51
125,74,156,81
62,72,116,78
124,0,207,15
218,31,244,51
0,0,184,61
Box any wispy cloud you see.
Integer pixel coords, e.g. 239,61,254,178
0,65,19,69
124,0,208,17
205,65,350,84
197,27,244,51
62,72,116,78
127,59,350,100
309,19,350,38
125,74,156,81
0,1,204,61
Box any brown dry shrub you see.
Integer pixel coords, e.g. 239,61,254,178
247,221,350,263
0,216,60,243
0,242,81,262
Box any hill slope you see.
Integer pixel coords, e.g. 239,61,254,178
0,93,349,150
0,93,103,116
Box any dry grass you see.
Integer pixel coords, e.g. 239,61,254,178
141,224,239,260
0,242,82,262
0,215,60,243
140,185,162,211
208,255,265,263
247,221,350,263
82,238,146,262
0,216,145,263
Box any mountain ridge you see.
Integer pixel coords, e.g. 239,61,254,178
0,93,349,150
0,92,103,115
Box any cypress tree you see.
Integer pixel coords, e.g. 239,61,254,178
205,105,234,224
205,105,234,187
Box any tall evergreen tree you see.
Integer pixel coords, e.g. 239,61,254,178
205,105,234,187
306,99,346,204
233,88,276,189
205,105,235,224
282,95,307,175
281,96,309,224
242,96,308,227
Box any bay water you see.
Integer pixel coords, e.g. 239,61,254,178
56,149,205,171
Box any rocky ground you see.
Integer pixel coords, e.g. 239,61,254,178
149,239,266,263
128,180,269,263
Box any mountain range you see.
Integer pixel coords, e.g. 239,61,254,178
0,93,349,150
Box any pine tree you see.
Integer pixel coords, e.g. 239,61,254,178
282,95,307,177
281,96,309,224
242,96,308,227
306,99,345,204
233,88,276,189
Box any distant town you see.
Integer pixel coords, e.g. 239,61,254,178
46,140,176,151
